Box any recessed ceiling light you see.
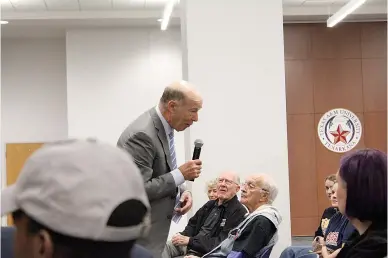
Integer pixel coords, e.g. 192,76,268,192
157,19,162,22
1,21,9,25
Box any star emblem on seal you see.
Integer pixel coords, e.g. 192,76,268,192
330,124,350,144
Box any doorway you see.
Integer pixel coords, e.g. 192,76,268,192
5,143,44,225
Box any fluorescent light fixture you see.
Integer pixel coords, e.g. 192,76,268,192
160,0,177,31
327,0,367,27
0,20,9,25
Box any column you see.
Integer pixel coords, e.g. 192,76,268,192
181,0,291,256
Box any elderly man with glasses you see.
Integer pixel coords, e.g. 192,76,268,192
186,173,282,258
162,171,247,258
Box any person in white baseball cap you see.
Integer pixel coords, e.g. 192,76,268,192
1,139,152,258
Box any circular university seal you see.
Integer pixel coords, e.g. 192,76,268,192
317,108,362,153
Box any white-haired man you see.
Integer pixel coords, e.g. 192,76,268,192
185,173,282,258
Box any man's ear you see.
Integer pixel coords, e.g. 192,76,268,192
33,230,54,258
260,191,269,203
167,100,177,111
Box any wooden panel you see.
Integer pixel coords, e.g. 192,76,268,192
285,22,387,237
362,58,387,112
311,23,361,59
313,59,364,113
287,114,318,221
361,22,387,58
284,24,311,60
6,143,44,225
285,60,314,114
314,113,365,217
291,217,319,236
364,112,387,152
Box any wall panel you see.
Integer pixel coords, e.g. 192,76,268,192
284,22,387,236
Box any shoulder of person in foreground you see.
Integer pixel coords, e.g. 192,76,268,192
338,225,387,258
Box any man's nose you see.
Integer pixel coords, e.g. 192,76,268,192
192,113,198,122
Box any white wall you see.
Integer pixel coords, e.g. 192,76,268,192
65,28,187,236
1,38,68,225
1,38,68,144
181,0,291,257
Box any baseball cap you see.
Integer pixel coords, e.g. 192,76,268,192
1,138,150,242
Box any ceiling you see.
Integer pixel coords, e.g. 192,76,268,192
1,0,386,38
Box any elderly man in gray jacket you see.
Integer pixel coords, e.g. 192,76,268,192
117,81,203,257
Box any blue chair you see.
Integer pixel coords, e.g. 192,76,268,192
255,245,273,258
1,226,16,258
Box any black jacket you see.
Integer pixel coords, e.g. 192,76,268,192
181,196,247,255
232,216,276,258
337,222,387,258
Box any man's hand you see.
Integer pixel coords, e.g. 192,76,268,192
175,191,193,215
171,233,190,246
179,160,202,181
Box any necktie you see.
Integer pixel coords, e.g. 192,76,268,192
169,132,180,205
169,132,177,170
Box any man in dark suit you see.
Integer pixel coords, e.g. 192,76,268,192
117,81,203,256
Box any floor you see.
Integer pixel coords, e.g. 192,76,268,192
291,236,313,246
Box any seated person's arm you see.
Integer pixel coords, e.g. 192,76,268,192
187,208,246,254
315,207,336,238
321,242,341,258
236,216,276,258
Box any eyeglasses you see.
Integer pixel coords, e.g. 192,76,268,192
241,181,269,193
217,178,238,186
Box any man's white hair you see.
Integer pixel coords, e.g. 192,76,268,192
254,174,278,204
218,171,240,184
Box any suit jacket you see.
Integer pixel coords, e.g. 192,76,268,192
117,107,186,257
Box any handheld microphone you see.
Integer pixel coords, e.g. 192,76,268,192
190,139,203,182
192,139,204,160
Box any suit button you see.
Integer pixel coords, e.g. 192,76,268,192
167,215,172,220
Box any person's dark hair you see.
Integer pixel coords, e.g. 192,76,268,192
160,87,185,104
339,148,387,223
12,199,147,258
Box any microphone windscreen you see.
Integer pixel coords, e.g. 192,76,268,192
194,139,204,148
